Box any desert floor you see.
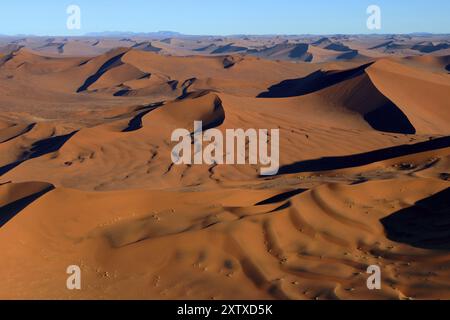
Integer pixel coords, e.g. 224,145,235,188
0,35,449,299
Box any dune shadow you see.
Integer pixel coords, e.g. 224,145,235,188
412,43,450,53
197,97,226,132
0,162,22,176
336,50,359,60
0,123,36,144
277,136,450,175
256,189,307,205
77,52,126,93
446,64,450,73
325,43,352,52
211,44,247,54
194,44,215,52
28,132,77,158
257,62,373,98
380,188,450,250
132,42,162,53
364,102,416,134
177,78,198,100
0,185,54,227
288,44,312,61
258,61,414,135
202,113,225,132
113,89,131,97
0,131,77,176
122,102,164,132
369,41,394,50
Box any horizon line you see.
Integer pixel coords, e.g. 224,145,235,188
1,32,450,38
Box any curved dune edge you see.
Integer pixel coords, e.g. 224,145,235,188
0,45,449,300
0,176,448,299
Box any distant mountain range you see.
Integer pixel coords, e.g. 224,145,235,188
84,31,184,38
1,31,449,39
83,31,450,38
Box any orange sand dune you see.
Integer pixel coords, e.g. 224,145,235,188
0,176,448,299
0,38,449,300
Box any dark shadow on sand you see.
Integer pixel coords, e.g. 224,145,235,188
0,123,36,144
258,61,415,135
277,136,450,175
122,102,164,132
77,52,126,93
257,62,373,98
113,89,130,97
364,102,416,135
256,189,307,206
380,188,450,250
288,44,312,61
0,131,77,176
336,50,359,60
0,185,55,227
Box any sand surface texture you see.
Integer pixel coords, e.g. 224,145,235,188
0,35,449,299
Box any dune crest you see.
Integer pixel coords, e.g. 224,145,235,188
0,35,449,300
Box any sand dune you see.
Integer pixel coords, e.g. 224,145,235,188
1,175,448,299
5,34,448,62
132,42,162,53
0,35,449,300
366,59,450,134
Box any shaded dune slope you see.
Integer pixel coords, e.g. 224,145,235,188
0,176,448,299
259,62,416,134
0,48,449,300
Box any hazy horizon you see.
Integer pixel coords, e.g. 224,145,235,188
0,0,449,36
1,31,449,38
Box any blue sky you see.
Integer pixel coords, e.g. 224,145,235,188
0,0,449,36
